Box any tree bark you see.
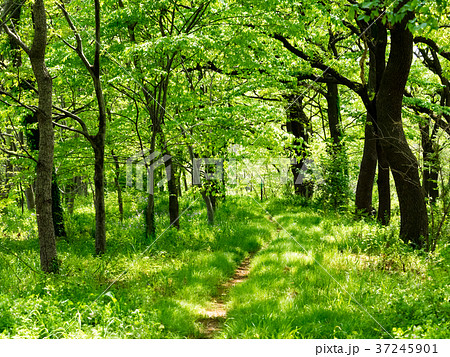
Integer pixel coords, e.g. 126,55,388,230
355,22,389,221
165,153,180,229
93,140,106,255
376,18,428,247
326,82,342,147
201,190,215,225
285,95,313,197
355,111,377,215
52,172,66,238
420,121,439,202
25,184,35,210
112,151,124,222
29,0,58,272
376,140,391,225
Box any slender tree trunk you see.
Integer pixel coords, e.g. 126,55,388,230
25,185,35,210
146,131,157,240
326,82,342,147
201,190,214,225
376,18,428,247
93,141,106,254
52,172,66,238
112,150,124,222
285,94,313,197
421,121,439,202
29,0,58,272
355,110,377,215
165,153,180,229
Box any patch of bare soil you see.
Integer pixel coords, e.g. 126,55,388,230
199,216,276,338
199,253,255,338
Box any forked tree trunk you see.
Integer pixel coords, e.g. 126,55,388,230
376,18,428,247
355,22,390,222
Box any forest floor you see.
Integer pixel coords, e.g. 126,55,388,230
1,194,450,338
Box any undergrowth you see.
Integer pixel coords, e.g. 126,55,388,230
1,193,449,338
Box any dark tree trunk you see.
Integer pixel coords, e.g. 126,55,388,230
201,190,215,225
165,153,180,229
420,121,439,202
376,18,428,248
52,172,66,238
285,94,313,197
326,82,342,147
93,140,106,255
146,129,158,240
112,150,124,222
355,109,377,216
355,22,389,220
376,141,391,225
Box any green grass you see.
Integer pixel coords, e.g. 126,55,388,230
217,197,450,339
0,192,273,338
1,193,449,338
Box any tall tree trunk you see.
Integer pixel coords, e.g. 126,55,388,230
325,82,348,208
326,82,342,147
164,153,180,229
28,0,58,272
112,150,124,222
420,120,439,202
355,22,389,221
52,172,66,238
285,94,313,197
93,140,106,255
25,184,35,210
146,131,158,240
376,140,391,225
201,190,215,225
355,109,377,216
376,18,428,248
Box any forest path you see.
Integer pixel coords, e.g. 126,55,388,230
199,215,280,338
199,252,256,338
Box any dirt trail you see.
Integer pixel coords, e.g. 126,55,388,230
199,253,255,338
199,215,279,338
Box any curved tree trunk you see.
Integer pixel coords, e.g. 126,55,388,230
376,18,428,248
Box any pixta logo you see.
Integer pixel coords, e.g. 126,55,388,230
126,149,318,192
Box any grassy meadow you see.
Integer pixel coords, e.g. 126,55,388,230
0,192,449,338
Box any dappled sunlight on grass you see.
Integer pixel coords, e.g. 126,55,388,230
1,195,450,338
